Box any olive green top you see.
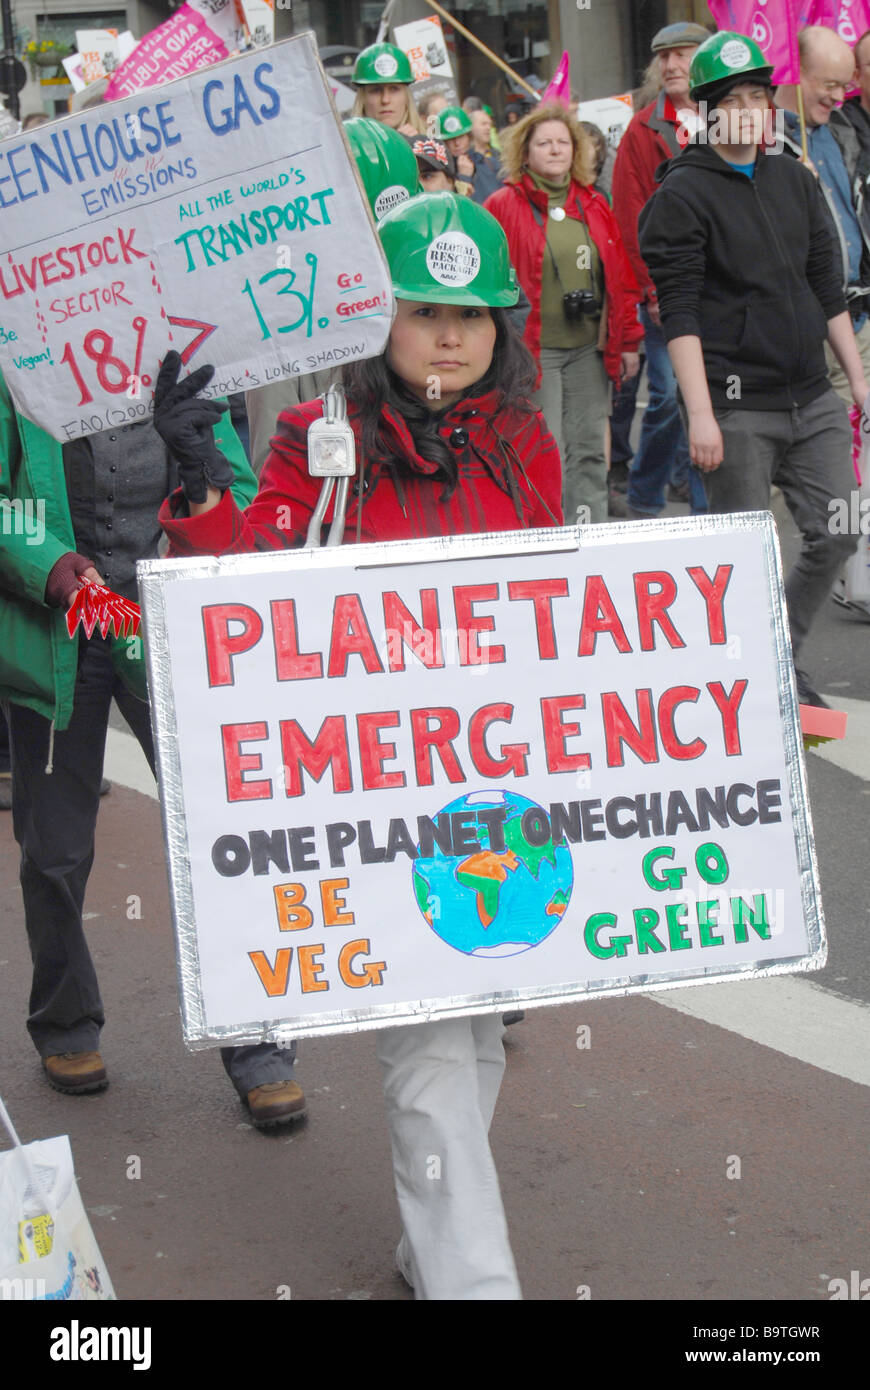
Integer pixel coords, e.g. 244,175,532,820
530,171,602,350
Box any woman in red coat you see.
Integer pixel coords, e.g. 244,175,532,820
158,194,561,1300
486,102,642,526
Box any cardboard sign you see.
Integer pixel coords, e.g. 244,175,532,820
187,0,247,53
0,35,392,442
75,29,122,84
0,106,18,141
104,7,229,102
139,515,826,1048
394,16,458,108
576,93,634,149
238,0,275,50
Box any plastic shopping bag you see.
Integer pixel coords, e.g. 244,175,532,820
845,402,870,603
0,1096,115,1300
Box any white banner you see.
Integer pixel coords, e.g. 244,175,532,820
576,93,634,148
139,515,825,1047
394,15,458,106
0,35,392,441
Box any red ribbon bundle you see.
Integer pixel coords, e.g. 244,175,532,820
65,580,141,641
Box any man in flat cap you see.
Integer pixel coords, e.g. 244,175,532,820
612,20,712,519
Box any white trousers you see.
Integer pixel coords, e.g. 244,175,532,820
375,1013,521,1300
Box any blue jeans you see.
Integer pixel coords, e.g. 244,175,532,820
628,306,707,515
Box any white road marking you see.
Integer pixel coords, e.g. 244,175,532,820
812,694,870,781
104,727,156,800
655,976,870,1088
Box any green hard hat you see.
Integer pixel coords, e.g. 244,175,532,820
378,192,519,307
432,106,472,140
352,42,414,86
344,118,421,219
689,31,773,103
110,632,149,703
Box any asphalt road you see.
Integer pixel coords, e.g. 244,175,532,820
1,489,868,1311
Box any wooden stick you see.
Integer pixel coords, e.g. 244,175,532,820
422,0,541,101
796,84,809,162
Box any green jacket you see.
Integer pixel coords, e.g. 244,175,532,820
0,373,257,730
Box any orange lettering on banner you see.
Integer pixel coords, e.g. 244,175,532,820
338,939,387,988
297,944,328,993
320,878,354,927
273,881,314,930
248,947,293,996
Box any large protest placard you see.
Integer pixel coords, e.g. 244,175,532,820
103,7,229,101
576,94,634,149
394,16,458,107
0,34,392,442
138,514,826,1048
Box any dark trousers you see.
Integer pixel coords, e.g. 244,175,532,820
7,633,294,1090
610,356,642,466
628,306,707,515
707,391,859,656
0,706,10,775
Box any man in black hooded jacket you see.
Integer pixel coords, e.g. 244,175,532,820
639,31,865,708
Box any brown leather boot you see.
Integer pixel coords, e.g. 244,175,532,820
246,1080,307,1129
44,1051,108,1094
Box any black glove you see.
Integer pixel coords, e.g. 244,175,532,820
152,350,234,504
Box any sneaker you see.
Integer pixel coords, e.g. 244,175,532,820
794,668,830,709
44,1051,108,1094
246,1080,307,1129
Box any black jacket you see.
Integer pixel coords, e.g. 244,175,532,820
638,141,845,409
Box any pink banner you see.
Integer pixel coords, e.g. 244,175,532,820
104,4,228,102
707,2,800,84
805,0,870,43
541,51,571,107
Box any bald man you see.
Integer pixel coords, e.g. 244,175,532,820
776,25,870,401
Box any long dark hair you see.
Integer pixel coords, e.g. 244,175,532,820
342,307,537,499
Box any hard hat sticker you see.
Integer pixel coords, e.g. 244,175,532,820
374,185,411,219
426,231,481,287
444,116,461,132
374,53,399,77
720,39,752,68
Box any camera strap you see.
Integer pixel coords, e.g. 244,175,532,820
526,192,593,295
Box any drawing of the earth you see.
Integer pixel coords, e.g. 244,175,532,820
412,790,574,957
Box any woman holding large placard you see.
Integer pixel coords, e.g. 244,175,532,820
158,193,562,1299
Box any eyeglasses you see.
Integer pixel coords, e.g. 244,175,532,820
816,79,848,95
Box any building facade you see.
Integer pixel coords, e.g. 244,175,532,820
10,0,715,120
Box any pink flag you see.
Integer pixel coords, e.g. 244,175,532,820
541,51,571,107
104,4,228,102
804,0,870,43
707,2,800,83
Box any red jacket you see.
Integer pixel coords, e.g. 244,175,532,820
484,173,642,383
611,93,687,304
160,388,563,554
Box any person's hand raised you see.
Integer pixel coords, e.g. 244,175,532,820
152,350,234,505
